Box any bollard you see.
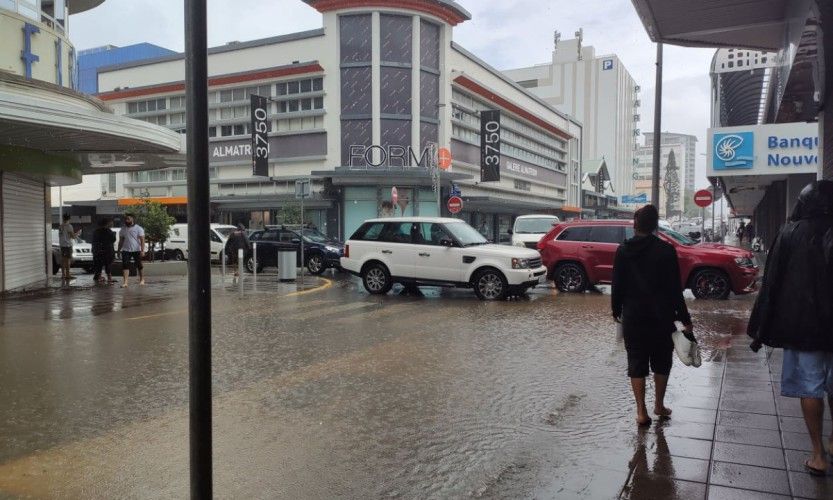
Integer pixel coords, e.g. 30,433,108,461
252,243,257,284
221,247,226,277
238,249,244,294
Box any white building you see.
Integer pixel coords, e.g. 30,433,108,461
503,33,640,204
634,132,698,218
84,0,584,242
0,0,181,292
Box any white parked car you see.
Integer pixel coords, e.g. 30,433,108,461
510,215,560,249
341,217,547,300
166,223,236,261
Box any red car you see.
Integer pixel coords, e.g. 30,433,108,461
538,220,758,300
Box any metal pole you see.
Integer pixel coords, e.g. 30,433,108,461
238,248,244,293
720,191,725,242
253,242,257,284
711,194,716,241
185,0,212,496
221,248,225,278
58,186,63,223
300,193,305,288
651,43,663,207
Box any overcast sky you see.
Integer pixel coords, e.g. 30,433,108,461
70,0,716,189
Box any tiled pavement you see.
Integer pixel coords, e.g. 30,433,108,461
622,336,833,499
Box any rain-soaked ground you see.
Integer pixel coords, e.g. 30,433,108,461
0,272,763,498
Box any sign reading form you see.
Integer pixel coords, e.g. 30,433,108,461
480,110,501,182
251,95,270,177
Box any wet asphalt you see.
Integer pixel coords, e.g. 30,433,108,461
0,272,758,498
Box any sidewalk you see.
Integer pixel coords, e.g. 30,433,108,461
621,336,833,499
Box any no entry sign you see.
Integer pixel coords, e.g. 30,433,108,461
694,189,713,208
447,195,463,214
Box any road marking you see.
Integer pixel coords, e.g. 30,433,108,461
126,278,333,321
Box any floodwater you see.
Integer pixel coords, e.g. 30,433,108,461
0,274,754,498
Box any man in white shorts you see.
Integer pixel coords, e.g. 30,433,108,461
118,213,146,288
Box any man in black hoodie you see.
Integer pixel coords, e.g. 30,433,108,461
612,205,693,426
748,180,833,475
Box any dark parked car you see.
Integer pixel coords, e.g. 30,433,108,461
246,226,343,275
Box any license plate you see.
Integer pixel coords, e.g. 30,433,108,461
538,274,547,284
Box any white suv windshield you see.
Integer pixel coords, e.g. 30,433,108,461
514,217,557,234
444,222,488,246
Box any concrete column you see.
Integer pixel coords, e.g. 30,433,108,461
820,0,833,180
411,15,421,163
371,12,381,165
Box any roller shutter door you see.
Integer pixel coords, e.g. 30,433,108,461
2,173,47,291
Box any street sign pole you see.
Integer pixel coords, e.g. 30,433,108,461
300,191,304,288
652,43,663,208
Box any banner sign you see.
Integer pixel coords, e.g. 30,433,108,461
480,109,501,182
251,94,270,177
621,193,648,204
707,122,819,177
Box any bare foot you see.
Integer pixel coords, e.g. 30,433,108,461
139,280,146,286
805,456,828,476
636,415,652,427
121,283,128,288
654,406,672,419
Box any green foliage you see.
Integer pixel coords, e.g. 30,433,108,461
277,204,301,225
127,198,176,245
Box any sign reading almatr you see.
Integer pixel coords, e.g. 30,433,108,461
707,122,820,177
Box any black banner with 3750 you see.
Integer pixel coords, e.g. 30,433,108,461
251,94,270,177
480,109,501,182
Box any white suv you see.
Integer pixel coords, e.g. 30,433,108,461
341,217,547,300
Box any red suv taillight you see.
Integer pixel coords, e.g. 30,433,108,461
344,244,349,258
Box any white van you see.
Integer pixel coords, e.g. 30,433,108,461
166,223,236,261
510,215,560,249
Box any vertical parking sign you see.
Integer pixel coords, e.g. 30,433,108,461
480,110,501,182
251,95,270,177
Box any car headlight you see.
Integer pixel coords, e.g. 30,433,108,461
325,245,341,253
513,240,526,247
512,258,532,269
734,257,755,267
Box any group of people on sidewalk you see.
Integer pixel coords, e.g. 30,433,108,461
613,181,833,476
58,212,147,288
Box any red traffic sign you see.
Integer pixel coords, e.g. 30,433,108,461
391,187,398,205
694,189,713,208
447,195,463,214
438,147,452,170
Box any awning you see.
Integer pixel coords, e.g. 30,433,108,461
560,205,583,214
0,72,185,183
118,196,188,207
460,196,563,214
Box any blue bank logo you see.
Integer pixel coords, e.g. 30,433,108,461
602,59,614,71
713,132,754,170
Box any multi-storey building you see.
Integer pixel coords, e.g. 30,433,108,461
0,0,181,292
634,132,698,218
503,33,640,206
92,0,583,241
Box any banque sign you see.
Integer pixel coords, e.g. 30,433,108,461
707,122,820,177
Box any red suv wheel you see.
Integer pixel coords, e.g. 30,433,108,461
554,262,588,293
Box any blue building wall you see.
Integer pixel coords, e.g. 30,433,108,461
78,43,176,94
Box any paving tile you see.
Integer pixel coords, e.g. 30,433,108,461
634,453,710,483
709,462,790,495
626,476,706,500
724,371,773,383
773,400,804,418
789,470,833,499
719,398,776,415
706,485,790,500
719,389,775,404
718,411,779,431
663,421,716,441
663,436,713,460
778,415,833,434
674,406,718,425
683,385,722,399
674,396,720,410
722,378,772,391
685,376,726,389
712,442,786,469
781,430,814,452
715,425,782,448
784,448,833,474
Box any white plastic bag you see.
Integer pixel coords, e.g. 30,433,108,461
672,330,702,367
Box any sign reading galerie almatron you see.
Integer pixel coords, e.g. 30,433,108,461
251,95,270,177
480,110,501,182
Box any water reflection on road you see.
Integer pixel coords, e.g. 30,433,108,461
0,275,754,498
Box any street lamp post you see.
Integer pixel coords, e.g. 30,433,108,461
651,43,663,206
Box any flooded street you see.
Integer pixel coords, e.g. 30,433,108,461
0,275,759,498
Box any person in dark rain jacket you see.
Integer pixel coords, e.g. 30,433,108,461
748,180,833,476
612,205,693,427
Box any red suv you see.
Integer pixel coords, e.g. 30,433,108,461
538,220,758,300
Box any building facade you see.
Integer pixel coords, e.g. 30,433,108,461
503,33,640,206
78,43,177,94
634,132,698,218
94,0,583,242
0,0,182,292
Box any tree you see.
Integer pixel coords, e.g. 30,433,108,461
127,198,176,261
663,149,681,218
276,204,301,225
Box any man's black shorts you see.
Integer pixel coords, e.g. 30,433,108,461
121,251,144,273
624,330,674,378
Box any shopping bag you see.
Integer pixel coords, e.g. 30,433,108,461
672,330,702,367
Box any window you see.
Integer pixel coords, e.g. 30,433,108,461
221,125,233,136
279,231,296,243
276,83,287,96
314,97,324,109
313,78,323,91
415,223,451,246
233,124,245,136
588,226,624,244
300,79,312,93
288,100,299,112
288,81,300,94
301,98,312,111
352,222,385,241
170,96,185,109
381,222,414,244
208,126,217,137
232,89,245,101
220,90,233,102
260,231,279,242
128,102,138,113
557,226,592,241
